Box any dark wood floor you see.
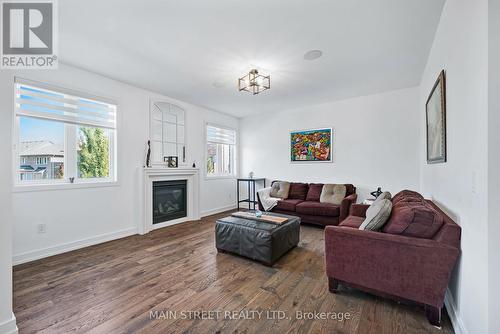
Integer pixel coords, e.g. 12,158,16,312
13,211,454,334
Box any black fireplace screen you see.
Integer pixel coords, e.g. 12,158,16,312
153,180,187,224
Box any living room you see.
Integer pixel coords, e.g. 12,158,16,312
0,0,498,333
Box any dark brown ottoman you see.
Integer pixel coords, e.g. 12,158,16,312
215,212,300,266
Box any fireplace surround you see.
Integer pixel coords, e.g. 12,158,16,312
141,167,200,234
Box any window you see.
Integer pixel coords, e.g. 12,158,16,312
14,78,117,186
150,101,186,165
206,124,236,177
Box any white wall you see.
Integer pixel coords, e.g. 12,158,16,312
418,0,489,333
0,63,238,265
489,0,499,333
0,73,17,333
240,87,420,201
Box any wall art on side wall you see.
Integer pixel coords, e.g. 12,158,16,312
290,128,332,162
426,70,447,164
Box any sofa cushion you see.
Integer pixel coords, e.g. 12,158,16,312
274,199,304,212
320,184,347,205
270,181,290,199
288,183,309,200
296,201,340,217
359,199,392,231
306,183,323,201
339,216,364,229
383,201,444,239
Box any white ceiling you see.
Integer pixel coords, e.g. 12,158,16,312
59,0,445,118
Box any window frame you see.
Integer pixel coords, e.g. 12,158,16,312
12,77,119,191
149,99,187,167
205,122,238,180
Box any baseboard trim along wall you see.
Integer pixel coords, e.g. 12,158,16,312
201,204,237,218
13,205,237,265
445,288,467,334
12,227,138,266
0,313,18,334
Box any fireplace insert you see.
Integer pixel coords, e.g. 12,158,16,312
153,180,187,224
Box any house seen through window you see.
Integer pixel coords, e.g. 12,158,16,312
15,79,117,185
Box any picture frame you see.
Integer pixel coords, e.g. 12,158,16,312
164,156,178,168
426,70,447,164
290,128,333,163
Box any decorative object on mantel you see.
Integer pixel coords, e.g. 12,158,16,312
290,128,332,162
164,156,178,168
249,171,254,179
145,140,151,168
370,187,383,198
192,161,196,168
426,70,447,164
238,69,270,95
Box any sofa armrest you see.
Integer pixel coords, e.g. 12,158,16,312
324,226,459,307
349,204,369,218
339,193,357,222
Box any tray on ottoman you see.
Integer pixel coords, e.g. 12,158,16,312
215,212,300,266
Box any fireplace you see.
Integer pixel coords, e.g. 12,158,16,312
153,180,187,224
141,167,200,234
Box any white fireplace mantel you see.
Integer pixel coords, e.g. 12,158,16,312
140,167,200,234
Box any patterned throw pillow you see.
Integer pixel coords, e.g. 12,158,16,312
359,199,392,231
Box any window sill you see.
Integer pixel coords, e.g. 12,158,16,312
12,180,120,193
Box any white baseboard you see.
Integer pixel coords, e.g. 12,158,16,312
445,288,467,334
0,313,18,334
12,227,137,265
201,204,237,217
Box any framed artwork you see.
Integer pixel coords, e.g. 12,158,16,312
164,156,178,168
290,128,332,162
426,70,447,164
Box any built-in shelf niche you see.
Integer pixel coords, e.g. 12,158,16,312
150,101,186,166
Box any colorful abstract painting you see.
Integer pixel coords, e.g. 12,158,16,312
290,128,332,162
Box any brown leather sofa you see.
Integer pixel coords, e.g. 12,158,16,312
324,190,461,326
257,181,357,226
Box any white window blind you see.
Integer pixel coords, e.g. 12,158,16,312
15,78,116,129
206,125,236,145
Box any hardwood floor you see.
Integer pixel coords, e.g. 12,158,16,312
13,211,454,334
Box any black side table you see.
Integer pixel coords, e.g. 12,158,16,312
237,178,267,210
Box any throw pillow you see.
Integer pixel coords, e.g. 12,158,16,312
320,184,347,205
372,191,392,205
359,199,392,231
270,181,290,199
306,183,324,201
383,200,444,238
288,183,309,200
